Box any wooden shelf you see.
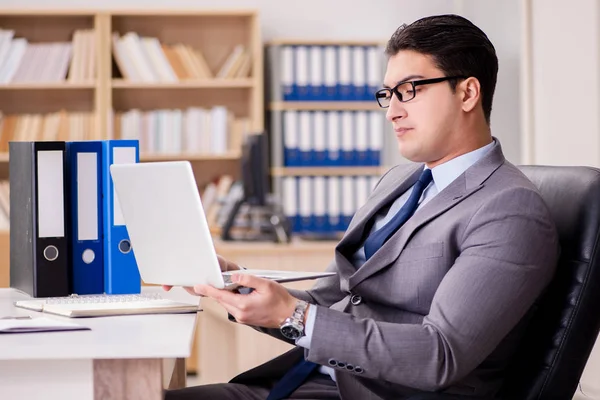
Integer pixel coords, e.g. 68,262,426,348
267,39,385,46
0,82,96,90
271,166,385,176
269,101,379,111
140,151,241,162
112,79,255,89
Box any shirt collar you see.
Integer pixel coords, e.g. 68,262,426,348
427,139,496,193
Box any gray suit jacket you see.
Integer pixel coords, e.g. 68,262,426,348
232,140,560,399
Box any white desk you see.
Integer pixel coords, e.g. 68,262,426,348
0,287,199,400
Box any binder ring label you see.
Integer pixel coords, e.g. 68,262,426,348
119,239,132,254
43,245,59,261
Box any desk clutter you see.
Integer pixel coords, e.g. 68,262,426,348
9,139,142,299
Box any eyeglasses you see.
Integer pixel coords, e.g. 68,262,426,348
374,76,467,108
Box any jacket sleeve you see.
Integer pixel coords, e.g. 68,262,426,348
303,187,560,391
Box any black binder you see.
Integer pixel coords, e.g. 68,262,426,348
9,141,71,298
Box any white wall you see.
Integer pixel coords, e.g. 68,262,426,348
1,0,523,164
526,0,600,167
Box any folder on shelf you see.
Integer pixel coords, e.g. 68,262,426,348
337,46,353,101
341,176,355,230
313,176,327,233
309,45,324,101
313,111,327,166
298,176,313,232
327,177,342,232
102,139,140,294
355,111,369,166
298,111,313,166
352,46,367,101
366,46,381,101
9,141,71,298
282,176,300,233
283,111,300,167
323,46,338,101
67,141,104,295
326,111,341,166
369,111,383,166
340,111,355,166
281,45,295,101
295,46,310,100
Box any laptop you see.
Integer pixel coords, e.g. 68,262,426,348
109,161,336,290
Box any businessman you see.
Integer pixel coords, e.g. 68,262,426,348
166,14,559,400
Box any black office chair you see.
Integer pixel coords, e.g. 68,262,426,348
409,166,600,400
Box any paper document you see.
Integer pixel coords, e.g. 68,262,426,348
0,316,90,333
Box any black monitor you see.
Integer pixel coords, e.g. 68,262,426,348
241,132,270,206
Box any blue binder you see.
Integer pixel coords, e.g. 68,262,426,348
102,140,140,294
67,141,105,295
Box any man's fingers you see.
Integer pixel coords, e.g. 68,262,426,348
194,284,239,304
162,285,172,291
232,273,271,291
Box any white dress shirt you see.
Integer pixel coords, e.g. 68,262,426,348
296,140,496,382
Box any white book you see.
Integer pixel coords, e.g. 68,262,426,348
355,176,370,208
309,45,323,89
295,46,309,91
142,37,177,83
326,111,341,164
299,176,313,224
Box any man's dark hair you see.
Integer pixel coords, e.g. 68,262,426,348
386,14,498,124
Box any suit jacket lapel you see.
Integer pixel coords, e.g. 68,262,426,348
332,165,422,290
337,164,422,253
348,140,506,290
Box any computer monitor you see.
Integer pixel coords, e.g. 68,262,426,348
240,132,270,206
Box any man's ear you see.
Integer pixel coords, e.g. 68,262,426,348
460,77,481,113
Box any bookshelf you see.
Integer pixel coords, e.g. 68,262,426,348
265,40,393,237
0,9,264,191
0,8,265,376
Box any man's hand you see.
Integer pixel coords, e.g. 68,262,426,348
162,254,241,296
194,273,298,329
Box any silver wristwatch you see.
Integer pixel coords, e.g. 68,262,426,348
280,299,309,340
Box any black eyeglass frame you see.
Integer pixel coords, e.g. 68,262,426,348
375,76,467,108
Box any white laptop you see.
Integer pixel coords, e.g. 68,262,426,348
109,161,336,290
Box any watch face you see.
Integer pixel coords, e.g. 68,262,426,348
281,324,300,340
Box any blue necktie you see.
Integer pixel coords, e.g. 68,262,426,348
266,357,319,400
363,168,433,260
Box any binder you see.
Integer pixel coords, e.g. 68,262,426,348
369,111,384,166
352,46,367,101
340,111,355,166
323,46,337,101
298,111,313,166
298,176,313,232
9,141,70,298
281,45,295,101
295,46,310,100
341,176,355,230
102,140,140,294
327,176,342,232
309,46,324,101
67,141,104,295
283,111,300,166
313,111,327,166
313,176,327,232
282,176,300,232
326,111,341,166
366,46,381,101
337,46,352,101
355,111,369,166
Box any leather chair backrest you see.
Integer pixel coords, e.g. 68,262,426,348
499,166,600,399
